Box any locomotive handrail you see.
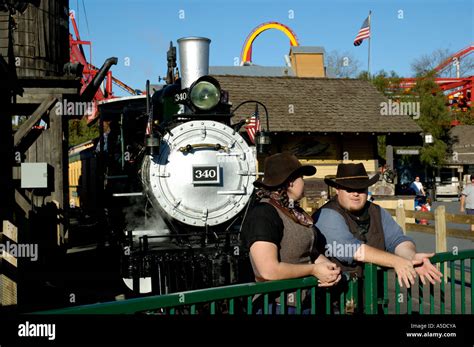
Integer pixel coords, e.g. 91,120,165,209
178,143,229,153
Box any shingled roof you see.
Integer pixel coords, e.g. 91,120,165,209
214,75,422,133
446,125,474,164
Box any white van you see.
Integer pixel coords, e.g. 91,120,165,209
435,176,460,201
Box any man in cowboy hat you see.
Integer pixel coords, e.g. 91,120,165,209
313,163,442,289
241,153,341,295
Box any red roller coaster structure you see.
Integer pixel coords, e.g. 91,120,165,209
399,44,473,124
69,11,140,121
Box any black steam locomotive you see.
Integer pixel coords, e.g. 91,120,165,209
70,37,266,296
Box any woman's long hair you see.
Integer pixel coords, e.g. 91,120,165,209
255,176,313,226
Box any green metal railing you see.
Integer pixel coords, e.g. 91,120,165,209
364,249,474,314
32,250,473,315
33,276,360,315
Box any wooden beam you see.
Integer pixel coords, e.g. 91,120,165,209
445,213,474,224
386,208,434,221
405,223,435,234
2,220,17,243
406,223,474,240
14,189,31,215
0,221,17,307
15,89,77,104
0,274,17,306
13,96,58,151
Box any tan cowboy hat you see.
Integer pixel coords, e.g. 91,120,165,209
324,163,379,190
253,152,316,189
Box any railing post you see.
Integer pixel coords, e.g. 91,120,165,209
395,199,406,234
364,263,378,314
435,206,448,283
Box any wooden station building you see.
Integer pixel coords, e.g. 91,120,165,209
215,74,423,202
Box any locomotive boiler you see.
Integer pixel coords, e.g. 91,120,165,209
103,37,263,295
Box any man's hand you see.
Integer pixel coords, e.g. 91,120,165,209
413,253,443,285
393,257,422,288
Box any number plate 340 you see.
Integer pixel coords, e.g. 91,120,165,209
192,165,220,185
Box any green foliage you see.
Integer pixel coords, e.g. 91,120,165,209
12,116,27,131
411,72,451,166
453,111,474,126
356,70,370,81
69,118,99,147
377,135,386,160
370,70,401,96
360,69,453,167
419,139,447,166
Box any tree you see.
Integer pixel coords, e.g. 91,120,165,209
356,70,370,81
326,50,361,78
367,70,401,96
359,70,406,161
411,48,474,77
411,72,452,166
69,118,99,147
360,70,451,167
12,115,27,131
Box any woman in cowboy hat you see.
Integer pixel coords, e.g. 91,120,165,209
314,163,442,292
241,152,341,313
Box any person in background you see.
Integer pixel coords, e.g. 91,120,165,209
460,175,474,232
410,176,427,220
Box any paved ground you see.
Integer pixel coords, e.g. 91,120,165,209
383,201,473,314
407,201,474,253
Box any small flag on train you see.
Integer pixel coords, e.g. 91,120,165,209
244,112,260,144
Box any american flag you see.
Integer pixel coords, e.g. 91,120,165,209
353,16,370,46
244,113,260,144
146,120,152,135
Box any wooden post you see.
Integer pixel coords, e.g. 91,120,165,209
434,205,448,283
395,199,406,234
0,220,17,307
435,205,447,253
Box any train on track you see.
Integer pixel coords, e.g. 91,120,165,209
68,37,266,296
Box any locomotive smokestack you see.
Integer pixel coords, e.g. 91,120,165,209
177,37,211,89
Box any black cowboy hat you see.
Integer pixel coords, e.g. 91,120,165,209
253,152,316,189
324,163,379,190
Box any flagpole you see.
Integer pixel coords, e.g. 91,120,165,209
368,10,372,78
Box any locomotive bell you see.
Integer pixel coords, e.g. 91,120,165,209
177,37,211,89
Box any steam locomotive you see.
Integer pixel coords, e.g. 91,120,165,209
70,37,265,296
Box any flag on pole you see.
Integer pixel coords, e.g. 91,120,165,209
145,120,152,135
353,16,370,46
244,113,260,144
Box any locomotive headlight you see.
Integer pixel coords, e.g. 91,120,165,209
189,77,221,111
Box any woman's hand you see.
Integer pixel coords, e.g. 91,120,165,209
312,262,341,287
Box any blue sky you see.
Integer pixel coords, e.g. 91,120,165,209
70,0,473,95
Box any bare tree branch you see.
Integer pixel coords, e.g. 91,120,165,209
326,50,361,78
411,48,474,77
